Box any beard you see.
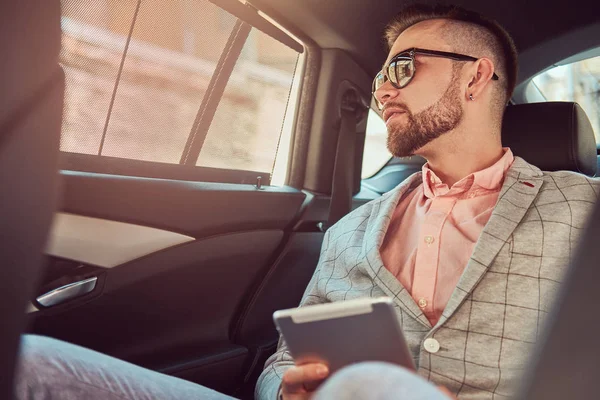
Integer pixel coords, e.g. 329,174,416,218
385,71,464,157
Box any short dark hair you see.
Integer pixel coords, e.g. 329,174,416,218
384,4,518,110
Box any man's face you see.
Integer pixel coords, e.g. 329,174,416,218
374,20,464,157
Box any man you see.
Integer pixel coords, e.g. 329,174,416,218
14,3,598,400
255,3,599,400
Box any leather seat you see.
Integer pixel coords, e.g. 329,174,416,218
0,1,63,398
502,101,597,176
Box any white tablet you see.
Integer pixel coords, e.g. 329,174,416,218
273,297,415,374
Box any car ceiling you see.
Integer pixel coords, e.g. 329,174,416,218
251,0,600,82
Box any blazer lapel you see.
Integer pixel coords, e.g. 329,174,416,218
361,172,432,328
436,157,544,326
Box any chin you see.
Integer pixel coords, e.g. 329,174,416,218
387,136,433,159
387,144,415,158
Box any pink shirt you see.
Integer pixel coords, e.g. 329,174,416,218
380,148,514,326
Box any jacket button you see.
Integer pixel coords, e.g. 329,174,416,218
424,338,440,353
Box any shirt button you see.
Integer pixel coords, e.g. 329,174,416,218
424,235,434,244
418,298,428,309
424,338,440,353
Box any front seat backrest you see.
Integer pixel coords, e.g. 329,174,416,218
0,1,63,398
502,102,597,176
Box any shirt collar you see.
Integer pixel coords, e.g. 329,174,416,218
421,148,514,199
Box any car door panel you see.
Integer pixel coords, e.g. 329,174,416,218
46,212,195,268
32,230,283,337
27,171,306,394
59,171,305,236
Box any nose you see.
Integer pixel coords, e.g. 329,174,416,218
373,80,400,108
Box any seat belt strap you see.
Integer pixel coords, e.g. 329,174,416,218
323,89,363,231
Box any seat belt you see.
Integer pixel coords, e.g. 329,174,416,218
320,88,366,231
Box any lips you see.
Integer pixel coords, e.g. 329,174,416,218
383,108,406,123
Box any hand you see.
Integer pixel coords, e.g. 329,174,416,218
437,385,458,399
281,363,329,400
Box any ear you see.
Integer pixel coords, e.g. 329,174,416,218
464,57,496,101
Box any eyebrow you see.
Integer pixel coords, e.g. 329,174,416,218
391,48,413,58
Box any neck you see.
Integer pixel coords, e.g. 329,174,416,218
416,128,504,187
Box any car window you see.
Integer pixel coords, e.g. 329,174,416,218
197,28,298,174
531,54,600,143
362,109,392,179
59,0,302,185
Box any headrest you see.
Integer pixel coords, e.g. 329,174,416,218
502,102,597,177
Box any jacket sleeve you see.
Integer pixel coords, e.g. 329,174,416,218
254,229,333,400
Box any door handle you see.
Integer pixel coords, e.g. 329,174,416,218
36,276,97,307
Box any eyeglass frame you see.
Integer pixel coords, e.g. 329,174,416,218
372,47,500,98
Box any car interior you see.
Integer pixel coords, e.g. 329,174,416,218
2,0,600,399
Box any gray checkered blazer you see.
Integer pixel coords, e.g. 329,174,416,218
255,157,600,400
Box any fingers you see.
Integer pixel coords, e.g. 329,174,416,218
437,385,458,399
282,393,311,400
282,363,329,396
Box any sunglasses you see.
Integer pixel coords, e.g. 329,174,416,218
372,47,500,107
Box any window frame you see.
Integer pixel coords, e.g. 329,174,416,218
58,0,305,186
520,49,600,147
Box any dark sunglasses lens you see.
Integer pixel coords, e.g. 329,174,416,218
389,57,415,88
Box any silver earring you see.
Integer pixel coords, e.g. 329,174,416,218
469,94,474,101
